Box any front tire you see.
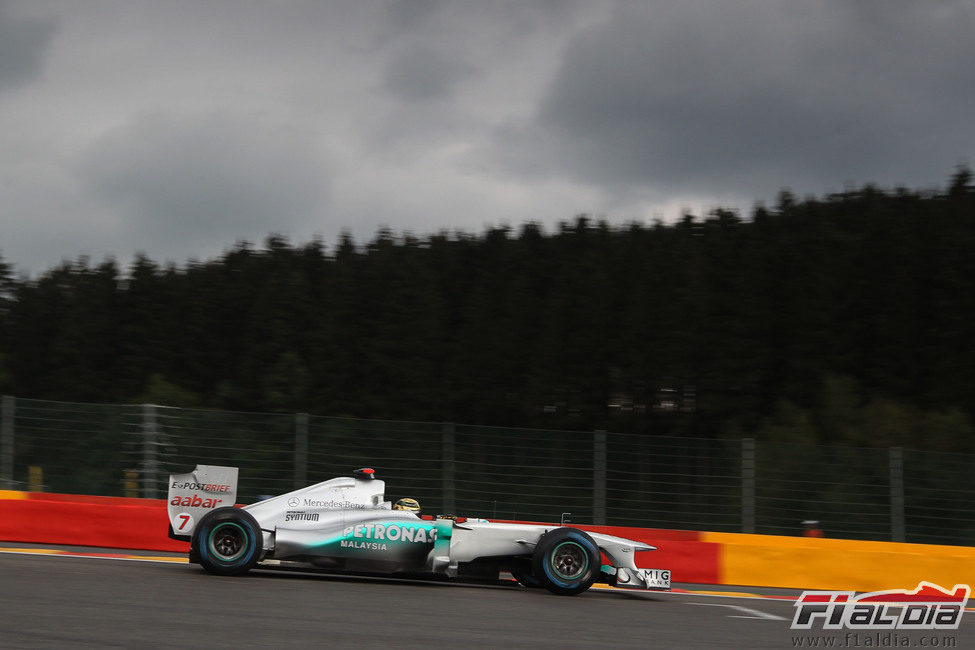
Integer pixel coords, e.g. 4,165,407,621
193,507,262,576
531,528,600,596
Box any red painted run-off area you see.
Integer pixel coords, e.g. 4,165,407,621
0,493,720,582
0,493,189,552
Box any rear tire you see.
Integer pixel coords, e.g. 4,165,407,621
531,528,599,596
193,507,262,576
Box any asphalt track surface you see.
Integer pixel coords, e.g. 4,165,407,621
1,545,973,649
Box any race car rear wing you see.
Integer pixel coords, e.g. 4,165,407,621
167,465,238,540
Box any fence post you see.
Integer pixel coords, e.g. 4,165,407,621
890,446,905,542
1,395,12,488
141,403,159,499
593,430,607,525
295,413,309,489
742,437,756,534
442,422,455,514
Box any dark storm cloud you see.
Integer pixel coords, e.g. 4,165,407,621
80,112,329,251
512,1,975,200
383,45,475,102
4,1,975,276
381,0,442,33
0,5,58,93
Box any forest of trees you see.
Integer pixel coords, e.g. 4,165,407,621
1,169,973,452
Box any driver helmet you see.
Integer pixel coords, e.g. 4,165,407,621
392,497,421,514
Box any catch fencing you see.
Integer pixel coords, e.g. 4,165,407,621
1,396,972,546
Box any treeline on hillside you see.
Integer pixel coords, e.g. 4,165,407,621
1,170,974,451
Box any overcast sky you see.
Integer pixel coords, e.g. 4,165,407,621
2,1,973,276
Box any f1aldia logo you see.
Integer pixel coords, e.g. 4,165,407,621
792,582,970,630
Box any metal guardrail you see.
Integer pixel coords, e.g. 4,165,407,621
1,395,972,545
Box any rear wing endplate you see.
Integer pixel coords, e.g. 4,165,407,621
167,465,238,540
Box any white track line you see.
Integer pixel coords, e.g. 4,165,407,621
688,602,788,620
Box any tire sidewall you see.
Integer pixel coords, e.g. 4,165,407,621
193,507,262,576
532,528,599,595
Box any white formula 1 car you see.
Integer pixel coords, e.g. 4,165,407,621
167,466,671,596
